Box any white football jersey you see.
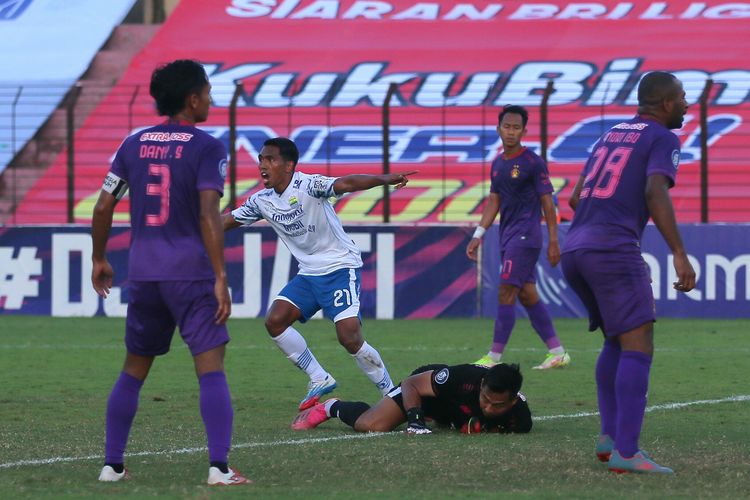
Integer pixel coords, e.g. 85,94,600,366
232,171,363,275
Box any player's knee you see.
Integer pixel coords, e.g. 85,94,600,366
354,417,391,433
499,286,519,304
338,335,362,353
264,314,288,336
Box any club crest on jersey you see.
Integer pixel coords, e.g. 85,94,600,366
511,165,520,178
671,149,681,170
218,159,227,180
435,368,449,385
289,195,298,206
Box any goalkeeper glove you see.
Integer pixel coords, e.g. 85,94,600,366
460,417,482,434
405,407,432,435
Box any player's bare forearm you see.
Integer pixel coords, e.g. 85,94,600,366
200,191,231,323
646,174,696,292
569,176,584,211
200,191,228,281
400,371,436,412
222,212,242,232
333,171,418,194
646,175,686,256
467,193,500,261
540,194,560,266
91,191,116,261
478,192,501,229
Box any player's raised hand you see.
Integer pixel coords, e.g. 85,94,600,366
214,277,231,325
91,258,114,298
672,252,696,292
389,170,418,189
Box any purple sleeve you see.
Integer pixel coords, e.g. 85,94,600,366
533,157,553,195
646,132,681,188
197,140,227,195
489,158,500,194
110,142,128,180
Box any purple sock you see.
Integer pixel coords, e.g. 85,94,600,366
525,301,561,349
596,338,621,438
615,351,652,458
199,371,233,463
105,372,144,464
491,304,516,353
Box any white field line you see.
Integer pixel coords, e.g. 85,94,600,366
1,394,748,470
1,344,748,354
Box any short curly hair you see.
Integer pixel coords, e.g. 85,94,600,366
149,59,209,117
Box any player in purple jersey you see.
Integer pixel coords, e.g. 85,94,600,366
562,71,696,474
466,105,569,370
91,60,249,486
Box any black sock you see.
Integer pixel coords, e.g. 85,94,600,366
210,461,229,474
104,463,124,474
334,401,371,428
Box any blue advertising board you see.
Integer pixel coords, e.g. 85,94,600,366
0,224,747,318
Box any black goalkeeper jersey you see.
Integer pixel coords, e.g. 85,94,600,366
407,363,532,434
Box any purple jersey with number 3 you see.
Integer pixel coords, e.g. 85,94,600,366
110,121,227,280
490,147,553,250
563,115,681,252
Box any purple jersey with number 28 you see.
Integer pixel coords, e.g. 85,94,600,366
110,121,227,281
563,114,681,252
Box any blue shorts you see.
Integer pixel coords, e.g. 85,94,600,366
125,280,230,357
499,246,540,288
561,249,655,337
277,268,362,323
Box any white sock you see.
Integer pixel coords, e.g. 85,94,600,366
323,398,338,417
549,347,565,355
488,351,502,362
272,326,328,381
352,341,394,395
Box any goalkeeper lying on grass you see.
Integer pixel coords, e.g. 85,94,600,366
292,362,531,435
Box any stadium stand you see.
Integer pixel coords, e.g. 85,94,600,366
2,0,749,224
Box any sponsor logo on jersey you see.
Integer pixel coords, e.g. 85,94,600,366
140,132,193,142
612,122,649,130
312,177,329,193
289,195,298,206
271,206,304,222
435,368,449,384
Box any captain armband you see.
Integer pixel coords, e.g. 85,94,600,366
102,172,129,200
472,226,486,240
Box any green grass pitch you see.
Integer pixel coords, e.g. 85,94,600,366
1,316,748,498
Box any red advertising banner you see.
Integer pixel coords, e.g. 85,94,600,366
14,0,750,223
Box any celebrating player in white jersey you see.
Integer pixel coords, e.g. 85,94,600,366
224,137,417,411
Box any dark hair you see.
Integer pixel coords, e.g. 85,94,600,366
264,137,299,167
482,363,522,396
498,105,529,127
637,71,678,106
149,59,209,117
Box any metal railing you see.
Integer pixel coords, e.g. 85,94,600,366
1,76,748,224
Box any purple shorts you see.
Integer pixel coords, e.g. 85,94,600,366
561,249,655,337
125,280,229,357
499,246,540,288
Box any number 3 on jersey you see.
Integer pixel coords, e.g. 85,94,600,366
580,146,632,200
146,163,170,226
